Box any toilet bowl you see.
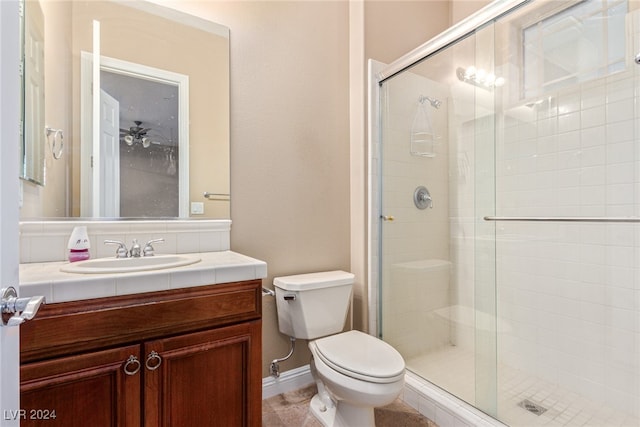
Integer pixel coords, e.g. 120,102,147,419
309,330,405,426
273,271,405,427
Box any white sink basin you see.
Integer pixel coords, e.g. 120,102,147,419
60,254,201,274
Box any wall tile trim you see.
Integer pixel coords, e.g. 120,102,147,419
19,220,231,263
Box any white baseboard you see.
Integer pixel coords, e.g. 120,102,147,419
262,364,314,400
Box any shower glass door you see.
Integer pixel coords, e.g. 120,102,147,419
378,26,499,413
378,0,640,425
490,1,639,425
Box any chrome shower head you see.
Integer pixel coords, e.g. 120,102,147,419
419,95,442,109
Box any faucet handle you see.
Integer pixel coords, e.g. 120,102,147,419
143,238,165,257
104,240,129,258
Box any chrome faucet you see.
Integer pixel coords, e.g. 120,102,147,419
104,240,129,258
129,239,142,258
104,238,164,258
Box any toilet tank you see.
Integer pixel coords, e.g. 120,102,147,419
273,271,354,340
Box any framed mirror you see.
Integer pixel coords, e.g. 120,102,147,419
20,0,230,219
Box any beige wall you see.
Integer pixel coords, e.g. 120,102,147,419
160,0,352,375
230,0,352,375
364,0,451,65
450,0,492,24
159,0,471,377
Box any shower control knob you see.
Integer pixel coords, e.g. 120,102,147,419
414,186,433,209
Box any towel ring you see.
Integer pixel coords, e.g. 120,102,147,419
45,127,64,160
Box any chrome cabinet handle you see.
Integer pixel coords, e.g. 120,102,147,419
145,351,162,371
123,355,141,376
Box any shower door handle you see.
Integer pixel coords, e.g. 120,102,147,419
381,215,395,222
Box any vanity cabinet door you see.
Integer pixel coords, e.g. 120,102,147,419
143,320,261,427
20,344,142,427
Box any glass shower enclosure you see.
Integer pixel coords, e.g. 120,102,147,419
374,0,639,425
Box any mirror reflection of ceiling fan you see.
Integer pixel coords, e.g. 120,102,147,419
120,120,154,148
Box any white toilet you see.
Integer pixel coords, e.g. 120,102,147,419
273,271,405,427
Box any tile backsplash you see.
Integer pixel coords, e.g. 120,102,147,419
20,220,231,264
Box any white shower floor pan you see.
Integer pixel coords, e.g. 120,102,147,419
406,345,638,427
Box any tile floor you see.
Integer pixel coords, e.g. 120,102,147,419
262,385,438,426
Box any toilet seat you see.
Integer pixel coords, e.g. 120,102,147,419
311,330,405,384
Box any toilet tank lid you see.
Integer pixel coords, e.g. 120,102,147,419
273,270,354,291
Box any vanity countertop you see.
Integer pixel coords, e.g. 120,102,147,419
19,251,267,303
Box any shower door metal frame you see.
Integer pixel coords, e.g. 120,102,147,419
376,0,529,83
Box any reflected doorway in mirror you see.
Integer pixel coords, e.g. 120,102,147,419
80,52,189,217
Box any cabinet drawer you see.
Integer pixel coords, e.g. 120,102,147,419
21,280,261,363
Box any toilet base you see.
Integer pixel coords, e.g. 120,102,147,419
310,394,335,427
309,394,375,427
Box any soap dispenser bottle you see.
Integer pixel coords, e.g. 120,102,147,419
67,226,91,262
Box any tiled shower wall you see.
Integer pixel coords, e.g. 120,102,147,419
494,67,640,414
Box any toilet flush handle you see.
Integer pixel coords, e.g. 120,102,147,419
283,294,296,301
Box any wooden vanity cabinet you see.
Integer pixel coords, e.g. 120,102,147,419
19,280,262,427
